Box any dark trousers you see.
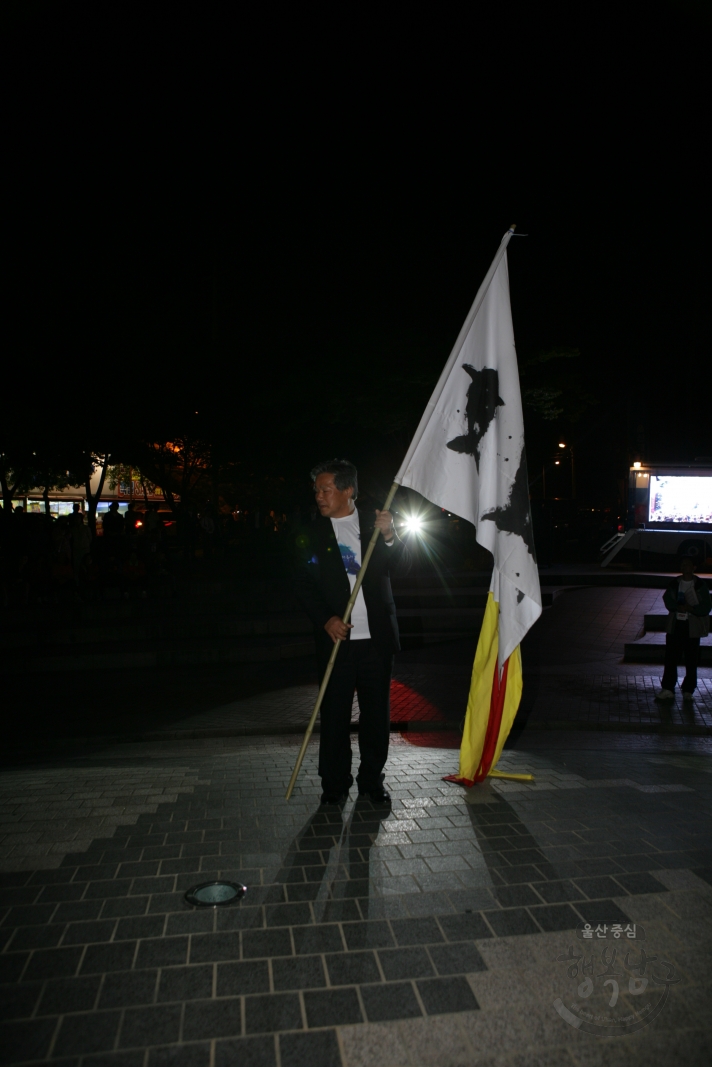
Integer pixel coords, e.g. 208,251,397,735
317,638,393,794
662,621,700,693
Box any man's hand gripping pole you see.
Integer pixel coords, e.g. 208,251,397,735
285,482,400,800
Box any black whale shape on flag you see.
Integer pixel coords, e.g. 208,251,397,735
446,365,504,472
482,450,537,560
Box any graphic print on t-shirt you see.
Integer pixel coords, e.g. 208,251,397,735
330,511,371,640
337,543,360,575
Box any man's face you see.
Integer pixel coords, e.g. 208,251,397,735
314,473,354,518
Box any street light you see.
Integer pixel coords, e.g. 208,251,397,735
558,442,566,449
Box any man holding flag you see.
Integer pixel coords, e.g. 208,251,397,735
286,227,540,799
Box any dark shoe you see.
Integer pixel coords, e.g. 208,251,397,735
320,772,354,802
358,786,391,804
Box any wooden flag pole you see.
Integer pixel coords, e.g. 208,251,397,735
285,481,401,800
487,771,534,782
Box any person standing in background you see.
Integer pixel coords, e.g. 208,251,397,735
656,557,711,702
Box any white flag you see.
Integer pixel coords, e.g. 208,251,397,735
396,229,541,666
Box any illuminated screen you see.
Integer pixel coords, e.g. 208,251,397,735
648,476,712,524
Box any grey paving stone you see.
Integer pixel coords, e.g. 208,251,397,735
493,884,543,908
188,930,241,964
303,986,362,1027
280,1030,341,1067
81,942,137,975
284,883,320,903
292,923,344,955
483,908,541,937
132,876,176,896
25,945,83,980
390,917,444,945
360,981,422,1022
115,915,166,940
217,960,270,997
573,899,631,924
613,871,668,895
100,969,158,1009
63,919,117,945
215,907,265,931
496,864,548,885
3,903,56,926
342,920,394,950
77,866,121,882
378,947,435,980
272,955,325,991
244,992,302,1035
160,858,202,876
158,964,213,1002
8,923,65,950
84,881,132,900
242,928,293,959
148,1044,211,1067
437,912,492,941
214,1035,276,1067
135,936,189,968
527,903,580,932
265,902,312,927
53,901,103,922
530,879,584,904
325,951,381,986
0,953,29,983
119,862,161,879
0,1017,58,1062
183,998,242,1040
0,981,42,1020
574,875,627,898
27,870,69,885
416,975,480,1015
100,897,150,919
574,857,626,877
83,1054,145,1067
427,941,487,975
119,1003,182,1048
148,893,188,914
446,889,497,911
55,1010,121,1055
693,866,712,887
36,882,86,903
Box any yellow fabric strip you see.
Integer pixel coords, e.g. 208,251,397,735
458,591,524,782
458,592,499,781
489,643,523,772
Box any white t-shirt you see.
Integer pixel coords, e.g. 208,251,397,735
330,512,371,640
676,578,698,620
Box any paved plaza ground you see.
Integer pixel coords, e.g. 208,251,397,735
2,732,712,1066
2,584,712,1065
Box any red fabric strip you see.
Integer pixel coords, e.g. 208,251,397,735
442,654,510,787
474,656,509,782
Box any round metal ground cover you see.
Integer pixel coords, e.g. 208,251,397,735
184,881,246,908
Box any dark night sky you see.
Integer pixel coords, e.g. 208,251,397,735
5,5,711,498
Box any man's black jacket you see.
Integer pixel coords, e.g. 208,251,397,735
292,509,410,661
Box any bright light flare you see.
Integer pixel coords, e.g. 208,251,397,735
403,515,423,534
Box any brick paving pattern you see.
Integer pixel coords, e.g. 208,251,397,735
1,736,712,1065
